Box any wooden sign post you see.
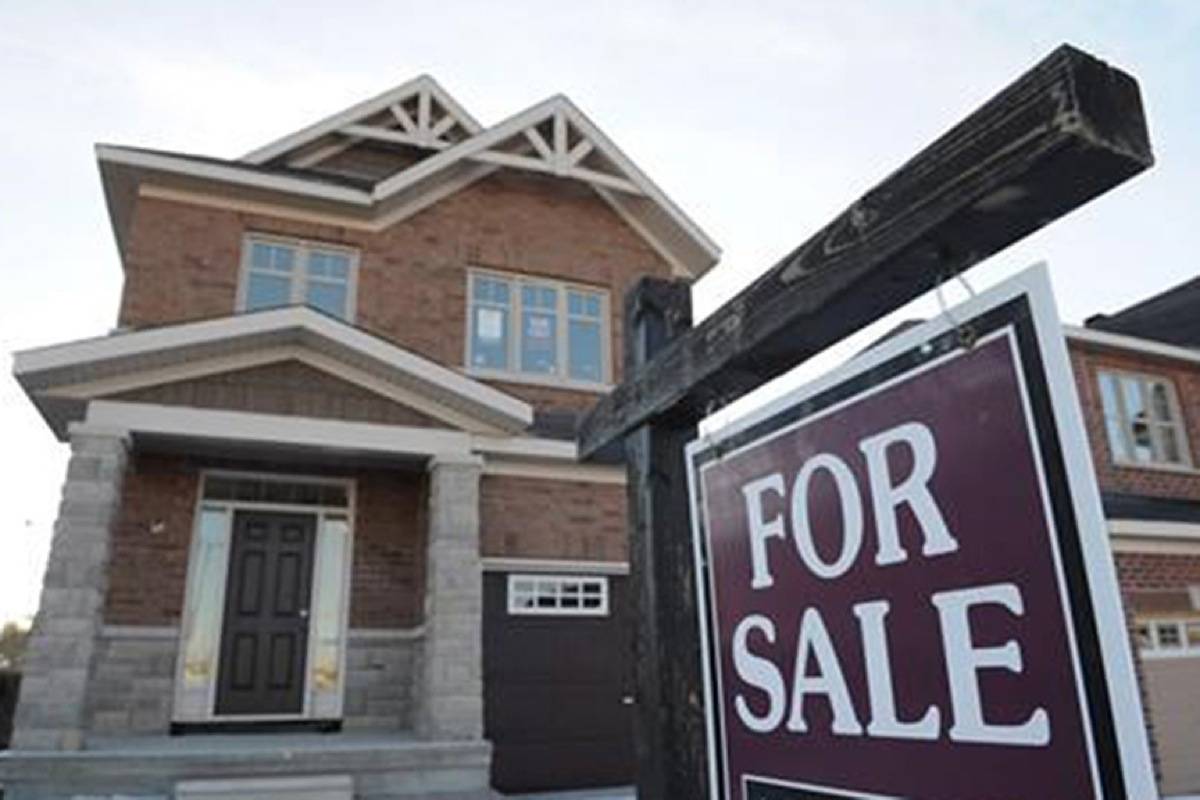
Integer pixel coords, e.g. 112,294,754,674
579,44,1153,800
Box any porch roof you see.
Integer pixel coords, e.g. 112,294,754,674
13,306,534,440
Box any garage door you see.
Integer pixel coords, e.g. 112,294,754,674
483,572,634,793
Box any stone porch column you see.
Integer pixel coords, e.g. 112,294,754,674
418,454,484,740
12,425,129,751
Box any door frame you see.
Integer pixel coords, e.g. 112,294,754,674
173,470,356,724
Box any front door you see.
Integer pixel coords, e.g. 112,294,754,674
215,510,317,716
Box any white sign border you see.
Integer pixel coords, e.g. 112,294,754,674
685,263,1157,800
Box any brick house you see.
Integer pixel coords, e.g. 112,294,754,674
1,77,719,799
1068,277,1200,797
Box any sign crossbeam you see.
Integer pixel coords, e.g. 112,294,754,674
579,44,1152,459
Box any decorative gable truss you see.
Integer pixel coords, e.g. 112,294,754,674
101,78,722,276
242,74,483,171
423,96,643,196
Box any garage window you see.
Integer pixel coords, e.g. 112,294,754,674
1137,617,1200,659
507,574,609,616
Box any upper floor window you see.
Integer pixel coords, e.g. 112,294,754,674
467,270,609,387
239,235,358,322
1098,370,1191,468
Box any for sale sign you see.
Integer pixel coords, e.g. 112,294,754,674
687,267,1156,800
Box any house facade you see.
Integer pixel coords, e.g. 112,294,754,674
2,77,719,799
1068,278,1200,797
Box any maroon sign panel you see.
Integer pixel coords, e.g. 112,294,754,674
686,269,1155,800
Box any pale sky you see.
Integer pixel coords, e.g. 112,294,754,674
1,2,1197,624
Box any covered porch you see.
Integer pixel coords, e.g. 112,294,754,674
3,308,548,798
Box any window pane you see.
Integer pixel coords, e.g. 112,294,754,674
1159,425,1182,464
568,319,603,382
1187,621,1200,648
307,281,348,319
568,290,603,319
1158,622,1182,649
1098,373,1121,418
251,242,296,273
1122,378,1147,424
245,272,292,311
521,306,558,374
181,508,230,689
475,276,510,304
1104,419,1130,462
309,251,349,280
472,306,509,369
1150,383,1173,422
1131,419,1155,463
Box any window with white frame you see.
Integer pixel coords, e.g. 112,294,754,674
507,574,609,616
1135,617,1200,657
468,271,609,385
1097,370,1190,467
240,235,358,321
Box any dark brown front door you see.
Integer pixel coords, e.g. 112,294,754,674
215,510,317,716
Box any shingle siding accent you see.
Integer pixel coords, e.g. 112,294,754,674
107,360,444,428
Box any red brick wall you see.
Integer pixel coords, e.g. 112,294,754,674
1115,551,1200,593
1069,341,1200,500
480,475,627,561
104,455,426,629
349,470,426,628
106,453,198,625
120,171,673,415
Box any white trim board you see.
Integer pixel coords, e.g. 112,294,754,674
482,557,630,575
96,145,372,206
1110,537,1200,556
78,400,474,460
1065,325,1200,366
481,459,625,484
1109,518,1200,541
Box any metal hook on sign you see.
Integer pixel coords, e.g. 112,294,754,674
935,271,979,350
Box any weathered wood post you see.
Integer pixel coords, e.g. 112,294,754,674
580,43,1153,799
622,278,706,799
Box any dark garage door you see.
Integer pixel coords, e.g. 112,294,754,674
484,572,634,793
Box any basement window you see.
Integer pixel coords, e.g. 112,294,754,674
239,234,358,321
507,574,609,616
467,270,610,388
1098,370,1191,468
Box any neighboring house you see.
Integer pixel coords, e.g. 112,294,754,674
1068,276,1200,797
1,76,719,799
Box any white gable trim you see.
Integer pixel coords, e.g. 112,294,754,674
241,75,483,165
96,145,372,206
369,95,721,270
15,307,533,434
